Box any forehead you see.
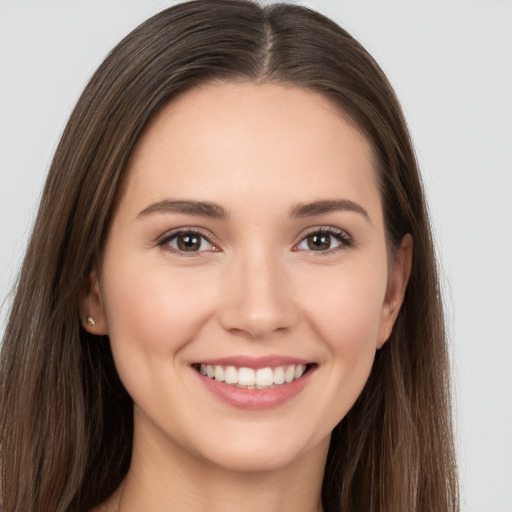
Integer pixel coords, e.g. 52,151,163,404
121,81,381,221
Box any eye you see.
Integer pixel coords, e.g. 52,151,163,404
158,229,218,254
296,228,352,253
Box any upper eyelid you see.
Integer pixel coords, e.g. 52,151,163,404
155,225,353,249
293,226,355,254
156,226,218,245
297,225,352,241
157,228,221,257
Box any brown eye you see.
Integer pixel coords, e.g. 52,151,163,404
306,233,331,251
296,229,350,253
162,231,216,253
177,233,202,251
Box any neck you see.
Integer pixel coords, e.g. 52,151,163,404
104,413,328,512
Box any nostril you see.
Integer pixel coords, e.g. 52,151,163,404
217,271,298,338
220,310,297,340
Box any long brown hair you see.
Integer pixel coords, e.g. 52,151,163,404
0,1,458,510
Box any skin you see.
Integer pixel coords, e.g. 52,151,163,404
83,82,412,512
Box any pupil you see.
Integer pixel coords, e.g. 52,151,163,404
308,233,330,251
177,234,201,251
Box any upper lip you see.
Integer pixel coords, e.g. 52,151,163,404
192,355,313,369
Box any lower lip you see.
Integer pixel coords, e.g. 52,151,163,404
195,367,314,410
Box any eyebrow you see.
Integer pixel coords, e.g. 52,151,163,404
290,199,371,222
137,200,229,220
137,198,370,223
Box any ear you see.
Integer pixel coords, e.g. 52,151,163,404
377,234,413,349
79,268,108,335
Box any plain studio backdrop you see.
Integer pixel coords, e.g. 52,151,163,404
1,1,511,511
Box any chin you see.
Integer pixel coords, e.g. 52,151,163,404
204,447,306,474
190,426,328,474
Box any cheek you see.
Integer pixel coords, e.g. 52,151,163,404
100,256,219,376
299,263,387,352
295,262,386,423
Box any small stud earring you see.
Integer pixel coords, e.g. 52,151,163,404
87,316,95,327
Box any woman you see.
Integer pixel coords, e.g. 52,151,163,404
0,1,459,511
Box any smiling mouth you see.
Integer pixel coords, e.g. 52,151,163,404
192,363,315,390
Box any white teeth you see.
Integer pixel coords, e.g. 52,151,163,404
273,366,285,385
255,367,273,387
198,363,309,388
295,364,306,379
284,365,295,383
238,367,255,386
224,366,238,384
214,365,225,382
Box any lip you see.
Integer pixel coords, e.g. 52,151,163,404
192,356,316,410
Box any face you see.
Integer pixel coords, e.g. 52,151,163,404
84,82,410,474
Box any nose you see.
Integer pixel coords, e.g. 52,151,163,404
218,248,297,339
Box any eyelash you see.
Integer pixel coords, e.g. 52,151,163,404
295,226,354,255
156,226,354,256
157,227,219,256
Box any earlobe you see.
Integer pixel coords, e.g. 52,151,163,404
79,269,108,335
377,234,413,348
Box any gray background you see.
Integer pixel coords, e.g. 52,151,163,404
1,1,511,510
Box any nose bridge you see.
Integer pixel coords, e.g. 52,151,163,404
219,244,296,338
